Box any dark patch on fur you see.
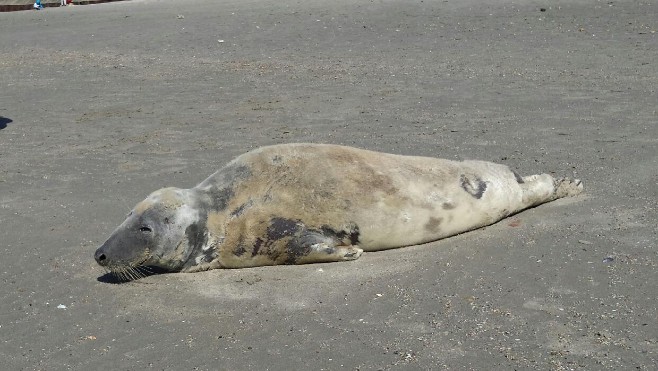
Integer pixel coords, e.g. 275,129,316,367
266,218,305,264
200,249,215,264
267,248,282,262
252,238,264,257
320,223,360,246
231,200,253,218
442,202,456,210
206,187,234,211
424,217,443,233
271,155,283,164
324,247,337,255
262,191,273,203
285,240,312,264
267,218,301,241
460,174,488,199
203,163,252,211
316,189,333,199
242,219,297,262
185,223,208,253
234,245,247,257
181,215,210,268
513,170,525,184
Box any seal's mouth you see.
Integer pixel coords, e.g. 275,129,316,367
98,248,154,282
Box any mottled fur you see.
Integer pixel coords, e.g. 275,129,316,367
94,144,583,276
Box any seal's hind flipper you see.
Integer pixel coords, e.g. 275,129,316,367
520,174,584,207
553,177,583,199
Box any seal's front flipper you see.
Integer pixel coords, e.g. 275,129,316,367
295,243,363,264
286,231,363,264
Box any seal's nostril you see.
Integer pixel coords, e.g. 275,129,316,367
95,250,107,265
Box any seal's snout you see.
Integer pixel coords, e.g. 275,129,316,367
94,248,108,266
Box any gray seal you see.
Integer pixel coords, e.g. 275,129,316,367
94,143,583,279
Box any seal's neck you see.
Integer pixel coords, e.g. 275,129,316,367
175,187,227,271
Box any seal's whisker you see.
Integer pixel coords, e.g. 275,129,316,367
132,266,146,280
119,269,129,282
129,267,141,280
136,266,152,277
124,268,134,281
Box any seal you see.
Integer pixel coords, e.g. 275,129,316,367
94,143,583,279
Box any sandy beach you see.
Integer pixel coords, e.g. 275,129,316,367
1,0,656,369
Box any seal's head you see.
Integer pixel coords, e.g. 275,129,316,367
94,187,201,280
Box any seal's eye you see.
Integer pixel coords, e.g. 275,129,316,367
139,226,152,233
